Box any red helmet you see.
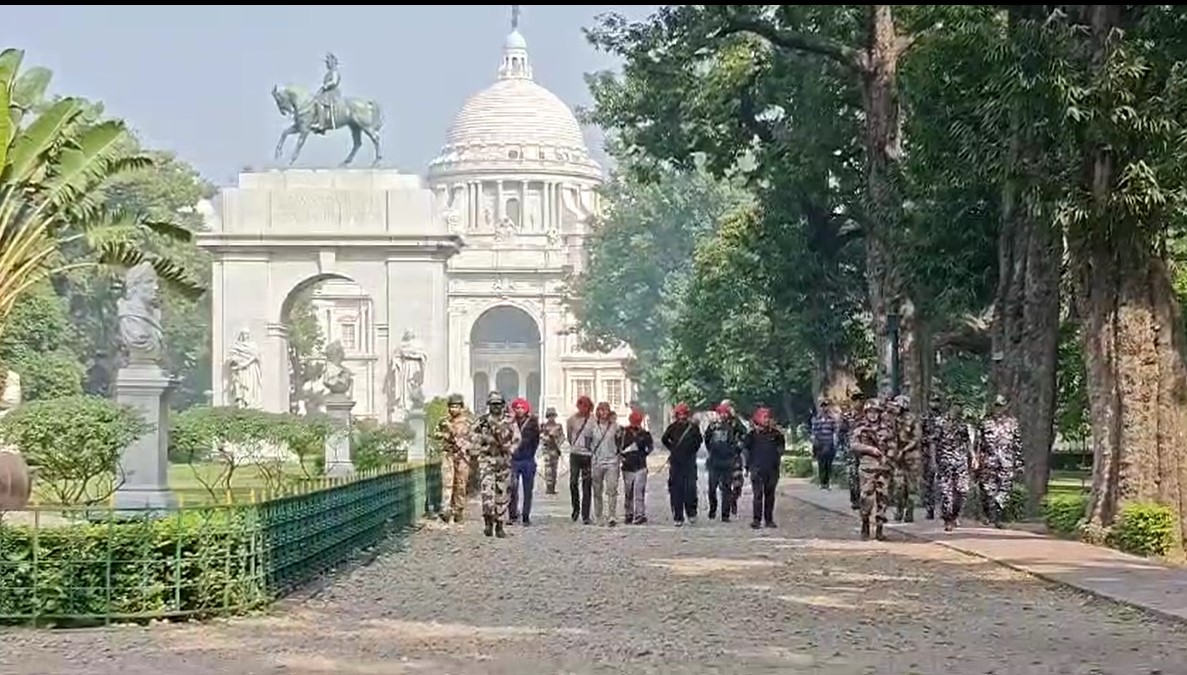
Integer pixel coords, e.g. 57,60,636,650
715,403,731,416
753,407,772,426
628,409,644,427
673,403,690,418
511,397,530,414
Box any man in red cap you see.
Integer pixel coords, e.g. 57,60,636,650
744,406,786,529
620,408,653,524
566,395,595,523
662,403,703,526
507,397,540,526
704,402,746,522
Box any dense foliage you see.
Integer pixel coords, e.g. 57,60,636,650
573,4,1187,540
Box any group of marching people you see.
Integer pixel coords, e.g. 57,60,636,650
809,391,1023,540
433,391,787,538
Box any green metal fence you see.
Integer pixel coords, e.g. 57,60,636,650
0,461,442,627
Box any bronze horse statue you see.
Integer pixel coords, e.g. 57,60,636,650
271,84,384,167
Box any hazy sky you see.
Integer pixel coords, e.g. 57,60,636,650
2,5,656,185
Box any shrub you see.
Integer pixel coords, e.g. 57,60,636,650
963,482,1028,523
1042,493,1087,535
0,509,265,626
782,455,815,478
424,396,449,459
170,406,331,466
0,395,148,505
1108,502,1176,557
352,419,413,471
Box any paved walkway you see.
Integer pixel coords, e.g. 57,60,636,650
786,478,1187,623
3,464,1187,674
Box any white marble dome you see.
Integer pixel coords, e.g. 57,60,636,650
427,29,602,180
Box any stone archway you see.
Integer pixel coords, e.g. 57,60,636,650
279,274,375,417
469,305,542,410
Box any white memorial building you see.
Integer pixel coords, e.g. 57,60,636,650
200,19,633,421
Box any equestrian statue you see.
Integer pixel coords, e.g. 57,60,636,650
272,52,384,166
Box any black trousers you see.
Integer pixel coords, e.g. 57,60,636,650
569,454,592,521
814,443,837,487
707,464,732,517
751,468,779,524
668,461,698,521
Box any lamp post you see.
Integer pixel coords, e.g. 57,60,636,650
886,311,901,397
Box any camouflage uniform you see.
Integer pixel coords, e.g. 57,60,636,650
919,399,943,520
853,399,890,541
473,391,515,538
839,408,860,510
540,409,565,494
434,393,474,524
888,395,922,523
975,398,1023,527
936,409,972,529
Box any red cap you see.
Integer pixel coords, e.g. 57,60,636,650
715,403,730,416
511,397,530,414
673,403,690,417
628,410,644,427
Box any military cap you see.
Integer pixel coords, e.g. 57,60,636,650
446,393,465,406
487,390,505,405
545,406,558,417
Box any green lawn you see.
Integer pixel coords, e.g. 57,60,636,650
1048,469,1091,496
31,462,317,508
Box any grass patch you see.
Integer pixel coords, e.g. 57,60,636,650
31,462,316,507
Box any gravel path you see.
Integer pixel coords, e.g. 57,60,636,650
2,469,1185,675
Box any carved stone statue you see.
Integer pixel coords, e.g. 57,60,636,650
117,262,164,365
0,369,21,418
271,53,384,166
545,228,562,248
226,328,263,409
391,330,427,412
494,216,516,241
322,340,354,396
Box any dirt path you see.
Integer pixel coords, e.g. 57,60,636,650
2,471,1184,675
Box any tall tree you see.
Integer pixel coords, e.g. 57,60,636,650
567,159,748,405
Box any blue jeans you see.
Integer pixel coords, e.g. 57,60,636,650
508,458,537,521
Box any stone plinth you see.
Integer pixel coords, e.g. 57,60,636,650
113,363,177,513
324,393,356,477
407,409,427,462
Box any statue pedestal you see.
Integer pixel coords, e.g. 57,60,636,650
324,393,356,477
113,363,177,513
407,408,427,462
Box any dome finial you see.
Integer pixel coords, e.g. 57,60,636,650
499,6,532,81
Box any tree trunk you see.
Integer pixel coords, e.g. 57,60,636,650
990,8,1062,513
860,5,905,397
1076,4,1187,542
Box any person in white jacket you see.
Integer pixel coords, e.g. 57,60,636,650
581,401,623,527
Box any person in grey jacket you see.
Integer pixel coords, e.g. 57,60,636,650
581,401,623,526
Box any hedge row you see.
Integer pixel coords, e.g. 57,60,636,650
1041,494,1175,557
0,510,265,625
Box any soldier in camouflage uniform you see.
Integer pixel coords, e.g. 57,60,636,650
975,393,1023,528
840,397,860,510
434,393,473,524
540,407,565,494
936,400,973,531
473,391,515,538
721,399,746,517
850,398,890,541
886,394,921,523
919,395,943,520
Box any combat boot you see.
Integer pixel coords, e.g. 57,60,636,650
439,511,452,524
860,518,871,541
495,521,507,538
483,515,494,537
904,504,915,523
874,521,886,541
453,512,464,525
